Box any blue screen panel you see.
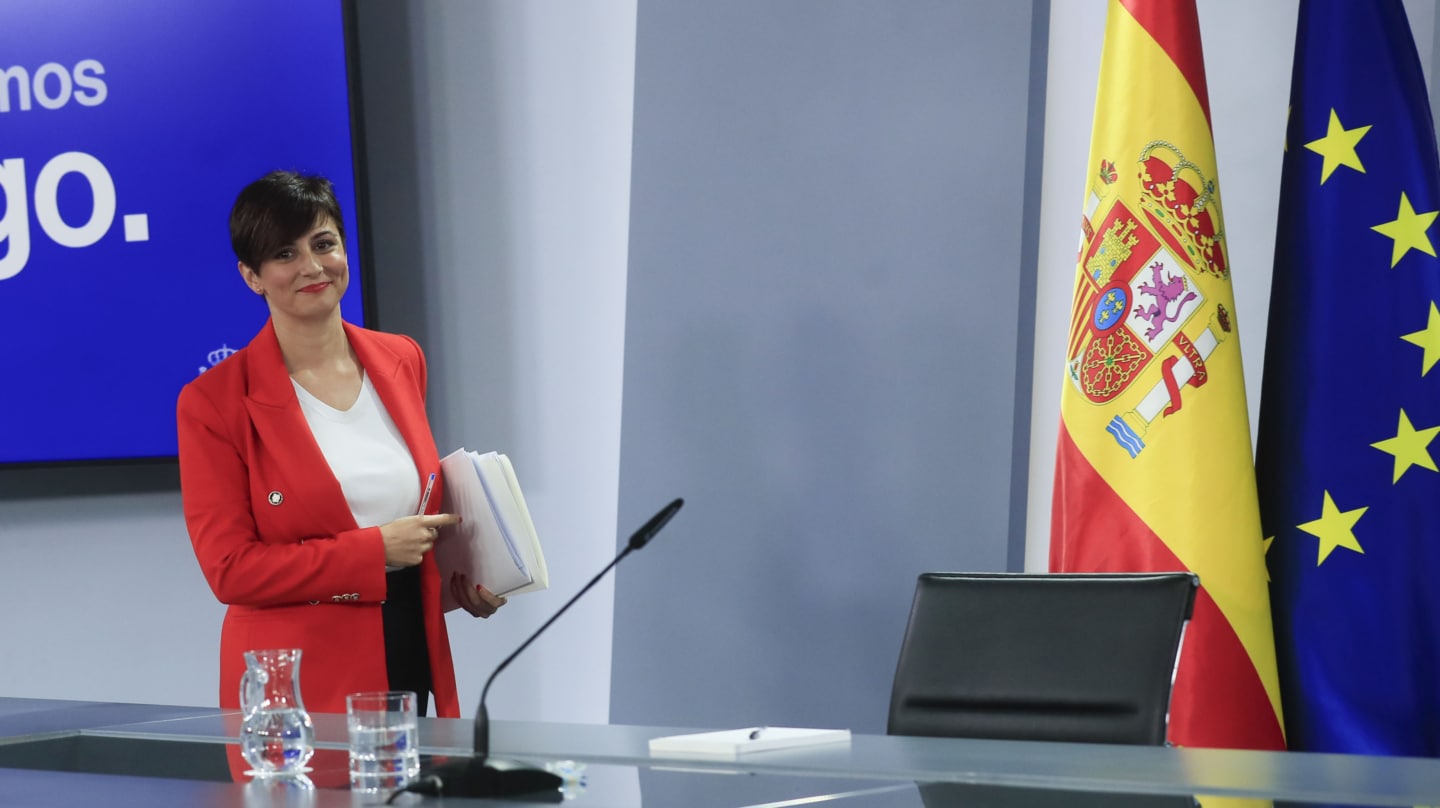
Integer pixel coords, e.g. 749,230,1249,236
0,0,366,465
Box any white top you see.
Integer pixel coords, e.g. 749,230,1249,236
293,373,420,568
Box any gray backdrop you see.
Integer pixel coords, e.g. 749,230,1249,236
611,0,1049,755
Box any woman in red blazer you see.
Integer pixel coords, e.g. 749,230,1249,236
177,171,505,718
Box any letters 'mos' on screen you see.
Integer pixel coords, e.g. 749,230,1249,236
0,1,367,465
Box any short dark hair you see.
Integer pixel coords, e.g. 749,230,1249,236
229,170,345,270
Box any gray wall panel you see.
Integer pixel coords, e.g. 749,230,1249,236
613,0,1044,742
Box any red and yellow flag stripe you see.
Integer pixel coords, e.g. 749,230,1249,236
1051,0,1283,751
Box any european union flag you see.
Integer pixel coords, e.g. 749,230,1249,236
1257,0,1440,756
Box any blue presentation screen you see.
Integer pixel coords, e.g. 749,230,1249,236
0,0,367,465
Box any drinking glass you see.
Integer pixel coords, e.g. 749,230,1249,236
346,691,419,792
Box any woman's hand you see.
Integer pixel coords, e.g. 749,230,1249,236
451,572,507,618
380,513,460,567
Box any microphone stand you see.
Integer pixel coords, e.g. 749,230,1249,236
390,498,684,802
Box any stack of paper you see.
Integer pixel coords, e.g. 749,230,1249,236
647,727,851,759
434,449,549,608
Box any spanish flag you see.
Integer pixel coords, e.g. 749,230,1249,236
1050,0,1284,750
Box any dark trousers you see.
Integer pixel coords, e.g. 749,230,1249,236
382,566,433,717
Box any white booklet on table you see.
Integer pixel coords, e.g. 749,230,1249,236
434,449,549,609
648,727,851,759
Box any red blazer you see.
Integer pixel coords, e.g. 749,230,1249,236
177,320,460,717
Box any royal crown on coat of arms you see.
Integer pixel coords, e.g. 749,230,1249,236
1136,140,1227,279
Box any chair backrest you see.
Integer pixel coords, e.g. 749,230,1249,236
887,571,1199,745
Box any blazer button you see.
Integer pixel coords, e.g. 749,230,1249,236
331,595,342,602
308,600,320,606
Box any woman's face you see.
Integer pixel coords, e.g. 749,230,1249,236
239,217,348,322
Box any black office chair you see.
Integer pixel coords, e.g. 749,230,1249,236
887,571,1199,746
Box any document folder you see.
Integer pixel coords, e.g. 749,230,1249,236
434,449,550,608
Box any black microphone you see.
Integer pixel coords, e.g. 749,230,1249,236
390,497,684,802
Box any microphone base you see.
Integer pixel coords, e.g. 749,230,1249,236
418,755,564,801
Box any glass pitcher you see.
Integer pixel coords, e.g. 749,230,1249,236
239,648,315,776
